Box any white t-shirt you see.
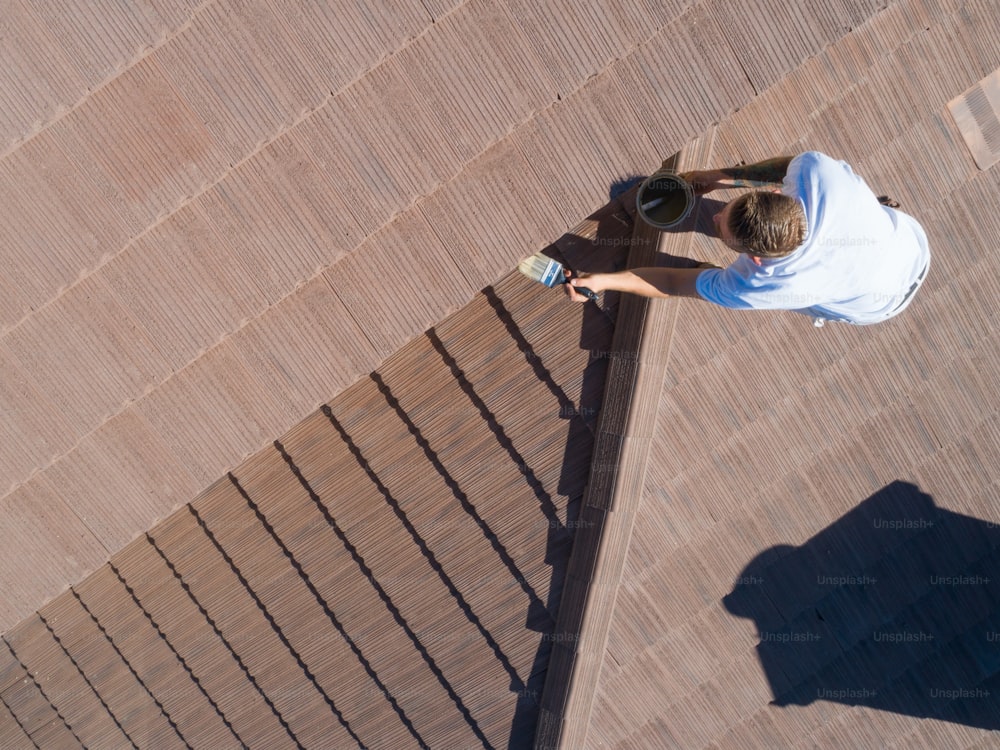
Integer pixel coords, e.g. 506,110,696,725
695,152,930,324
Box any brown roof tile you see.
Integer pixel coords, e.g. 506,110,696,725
3,0,1000,747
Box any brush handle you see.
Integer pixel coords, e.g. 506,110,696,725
566,280,599,302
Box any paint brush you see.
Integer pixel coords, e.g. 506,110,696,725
517,252,599,301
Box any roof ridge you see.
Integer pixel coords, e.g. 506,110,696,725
533,135,717,749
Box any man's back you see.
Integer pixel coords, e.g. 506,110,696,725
696,152,931,324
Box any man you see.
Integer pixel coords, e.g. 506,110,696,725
566,152,930,325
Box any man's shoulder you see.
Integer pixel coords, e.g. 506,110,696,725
790,151,846,177
786,152,865,207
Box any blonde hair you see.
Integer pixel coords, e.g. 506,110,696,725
727,192,806,257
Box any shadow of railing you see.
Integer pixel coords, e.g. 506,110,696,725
725,480,1000,731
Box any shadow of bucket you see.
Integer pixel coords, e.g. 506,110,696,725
636,170,694,230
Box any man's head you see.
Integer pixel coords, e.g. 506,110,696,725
713,191,806,258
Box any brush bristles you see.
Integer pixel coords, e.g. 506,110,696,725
517,253,565,288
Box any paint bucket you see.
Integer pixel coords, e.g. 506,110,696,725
636,170,694,229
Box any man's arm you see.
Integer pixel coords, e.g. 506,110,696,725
720,156,794,184
566,267,709,302
681,156,795,194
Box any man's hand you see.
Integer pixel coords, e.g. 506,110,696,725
679,169,729,195
564,270,607,302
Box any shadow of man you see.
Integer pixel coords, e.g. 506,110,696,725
724,480,1000,731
